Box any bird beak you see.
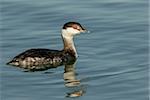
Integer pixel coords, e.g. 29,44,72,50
81,28,90,33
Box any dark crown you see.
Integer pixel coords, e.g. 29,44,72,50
62,22,85,30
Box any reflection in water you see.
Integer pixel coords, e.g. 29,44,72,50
64,62,80,87
64,62,85,97
10,58,85,98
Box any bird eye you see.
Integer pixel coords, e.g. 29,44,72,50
72,25,80,31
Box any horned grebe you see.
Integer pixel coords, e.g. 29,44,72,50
7,22,86,70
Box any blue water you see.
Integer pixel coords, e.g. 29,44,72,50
1,0,149,100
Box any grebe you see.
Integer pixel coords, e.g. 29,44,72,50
7,22,86,70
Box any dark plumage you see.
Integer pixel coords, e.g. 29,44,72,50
7,22,86,71
7,48,76,70
63,22,86,31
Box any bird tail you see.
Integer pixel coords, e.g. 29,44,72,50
6,60,19,66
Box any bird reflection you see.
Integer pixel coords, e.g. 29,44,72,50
64,61,85,98
64,62,80,87
11,58,85,98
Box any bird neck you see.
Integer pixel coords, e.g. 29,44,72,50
61,33,78,58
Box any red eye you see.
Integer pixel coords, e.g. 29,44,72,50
72,25,80,31
73,26,77,29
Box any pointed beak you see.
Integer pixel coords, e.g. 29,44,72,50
80,28,89,33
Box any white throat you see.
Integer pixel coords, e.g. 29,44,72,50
61,29,78,58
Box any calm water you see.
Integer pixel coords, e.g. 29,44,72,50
1,0,149,100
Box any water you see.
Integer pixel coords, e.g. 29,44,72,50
1,0,148,100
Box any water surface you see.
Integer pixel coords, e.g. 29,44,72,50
1,0,148,100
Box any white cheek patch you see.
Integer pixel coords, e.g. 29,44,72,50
66,28,79,33
66,28,80,35
62,28,81,39
62,29,71,38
